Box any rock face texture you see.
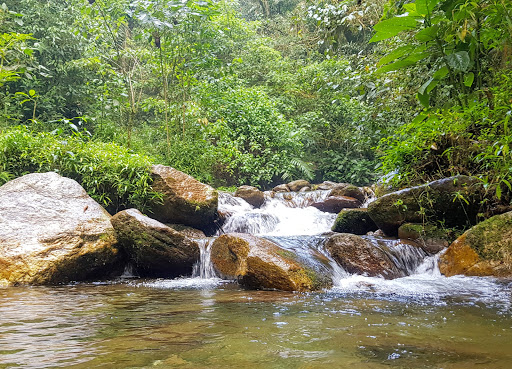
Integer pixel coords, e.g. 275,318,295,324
329,184,366,203
210,233,328,291
234,185,265,208
0,173,119,286
332,208,378,235
439,211,512,277
311,196,361,213
367,175,482,236
287,180,311,192
111,209,199,277
150,165,218,233
324,233,401,279
398,223,452,254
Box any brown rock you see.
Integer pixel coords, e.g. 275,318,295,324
210,233,329,291
329,184,365,202
111,209,199,277
0,173,120,286
150,165,218,234
311,196,361,213
439,211,512,277
398,223,452,254
324,233,401,279
272,184,290,193
287,179,311,192
234,185,265,208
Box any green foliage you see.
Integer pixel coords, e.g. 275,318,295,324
201,85,308,187
0,126,159,213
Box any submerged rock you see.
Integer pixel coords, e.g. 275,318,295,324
332,208,378,235
234,185,265,208
150,165,218,234
210,233,329,291
0,173,120,286
111,209,199,278
367,175,482,236
439,211,512,277
324,233,401,279
311,196,360,213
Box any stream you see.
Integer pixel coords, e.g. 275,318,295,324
1,191,511,368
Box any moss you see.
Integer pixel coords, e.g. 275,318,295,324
465,213,512,261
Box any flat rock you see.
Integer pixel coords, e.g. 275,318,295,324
287,179,311,192
311,196,361,213
0,173,120,285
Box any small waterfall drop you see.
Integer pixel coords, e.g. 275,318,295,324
192,239,217,279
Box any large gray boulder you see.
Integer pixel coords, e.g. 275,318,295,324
0,173,120,286
324,233,402,279
111,209,199,278
367,176,483,236
150,165,218,234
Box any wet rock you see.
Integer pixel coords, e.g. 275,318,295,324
0,173,120,286
272,184,290,193
311,196,361,213
299,186,311,192
439,211,512,277
234,185,265,208
398,223,454,254
367,175,483,236
332,208,378,235
287,179,311,192
210,233,329,291
111,209,199,278
150,165,218,234
166,224,206,239
316,181,340,190
324,233,401,279
329,184,366,203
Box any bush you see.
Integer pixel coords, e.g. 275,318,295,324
0,126,159,213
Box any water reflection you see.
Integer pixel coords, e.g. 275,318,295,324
1,283,511,368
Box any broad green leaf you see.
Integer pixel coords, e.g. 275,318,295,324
370,16,418,43
445,51,470,72
417,91,430,107
418,78,439,94
377,52,429,73
377,45,416,67
29,89,36,96
416,0,441,16
415,25,439,42
496,183,502,200
463,72,474,87
433,66,449,79
412,112,428,124
403,3,420,16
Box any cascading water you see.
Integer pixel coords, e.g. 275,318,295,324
214,190,511,308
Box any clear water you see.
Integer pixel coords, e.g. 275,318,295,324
2,191,511,368
1,281,511,369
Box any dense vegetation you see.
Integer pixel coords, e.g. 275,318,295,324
0,0,511,211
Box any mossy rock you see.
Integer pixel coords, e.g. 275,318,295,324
439,211,512,277
332,208,377,235
329,184,365,202
210,233,331,291
398,223,458,254
367,175,483,236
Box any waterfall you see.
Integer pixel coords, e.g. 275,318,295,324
192,239,217,279
216,190,442,286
